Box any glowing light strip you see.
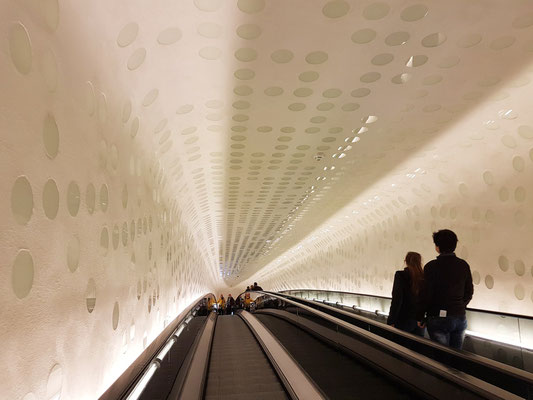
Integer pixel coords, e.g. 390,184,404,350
156,338,175,361
318,298,533,350
465,330,533,351
126,362,159,400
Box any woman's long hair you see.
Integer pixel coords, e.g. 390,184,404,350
405,252,424,296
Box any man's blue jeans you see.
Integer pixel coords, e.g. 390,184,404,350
427,315,467,349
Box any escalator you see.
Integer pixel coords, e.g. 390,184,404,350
103,293,531,400
204,315,287,399
255,313,420,400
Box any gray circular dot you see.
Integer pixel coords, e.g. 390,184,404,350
288,103,305,111
351,88,371,97
236,24,262,40
352,28,376,44
438,55,460,69
485,275,494,289
422,32,447,47
360,72,381,83
298,71,319,82
234,68,255,80
323,0,350,18
235,48,257,62
305,51,328,64
472,271,481,285
86,183,95,214
385,31,410,46
112,225,119,250
265,87,283,96
194,0,222,11
490,36,516,50
515,186,526,202
518,125,533,139
66,181,80,217
12,249,34,299
457,33,482,48
43,179,59,219
514,260,525,276
99,184,108,212
127,48,146,70
199,46,221,60
11,176,33,225
86,279,96,313
271,49,293,63
515,284,525,300
43,114,59,159
100,226,109,254
498,255,509,272
363,2,390,20
406,55,428,67
237,0,265,14
371,53,393,66
482,171,494,185
9,22,32,75
400,4,428,21
323,88,342,98
67,235,80,272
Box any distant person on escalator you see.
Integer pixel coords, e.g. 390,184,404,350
245,286,251,292
227,294,235,315
207,297,216,313
217,294,226,315
252,282,263,291
417,229,474,350
387,251,425,337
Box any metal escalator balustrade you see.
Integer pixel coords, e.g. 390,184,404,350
267,289,533,399
253,291,532,400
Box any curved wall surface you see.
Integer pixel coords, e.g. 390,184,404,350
0,2,218,399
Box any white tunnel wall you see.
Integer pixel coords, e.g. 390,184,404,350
0,2,218,399
255,65,533,317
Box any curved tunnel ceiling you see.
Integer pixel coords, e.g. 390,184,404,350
91,0,533,285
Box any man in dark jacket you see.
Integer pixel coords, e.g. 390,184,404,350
418,229,473,349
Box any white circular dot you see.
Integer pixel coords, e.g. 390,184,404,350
127,48,146,70
117,23,139,47
200,46,222,60
158,27,182,44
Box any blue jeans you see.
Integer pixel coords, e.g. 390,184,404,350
427,315,467,349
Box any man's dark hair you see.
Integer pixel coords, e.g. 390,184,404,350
432,229,458,253
253,282,257,286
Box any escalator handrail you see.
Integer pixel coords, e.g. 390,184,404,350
256,291,529,400
268,290,533,384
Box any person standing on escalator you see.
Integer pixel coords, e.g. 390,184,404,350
387,252,425,336
226,294,235,315
217,294,226,315
252,282,263,291
418,229,474,350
